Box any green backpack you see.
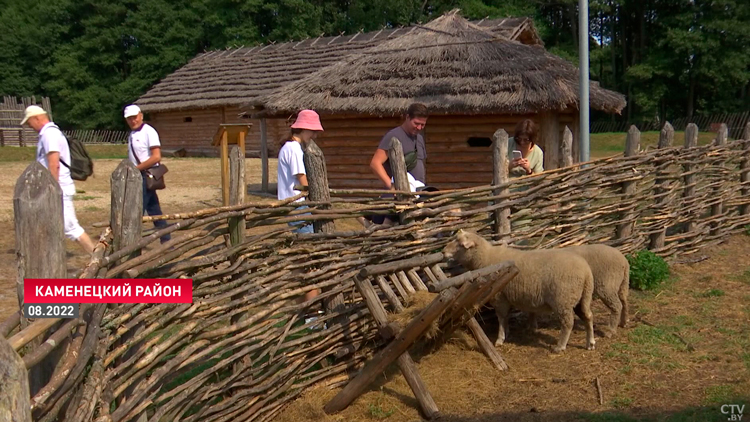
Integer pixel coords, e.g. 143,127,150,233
57,128,94,181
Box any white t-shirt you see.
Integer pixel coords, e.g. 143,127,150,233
36,122,76,196
128,123,161,165
277,140,306,201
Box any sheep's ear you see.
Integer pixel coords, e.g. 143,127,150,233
459,235,476,249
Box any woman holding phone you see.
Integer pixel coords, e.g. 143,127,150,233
508,119,544,178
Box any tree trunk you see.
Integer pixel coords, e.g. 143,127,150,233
687,71,696,119
568,3,578,52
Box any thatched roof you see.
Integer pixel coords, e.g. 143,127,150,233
135,17,542,113
264,11,626,116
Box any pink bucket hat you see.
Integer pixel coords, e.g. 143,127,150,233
290,110,324,132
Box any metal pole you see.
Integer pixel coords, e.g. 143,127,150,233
579,0,590,163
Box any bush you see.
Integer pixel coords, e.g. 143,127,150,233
626,250,670,290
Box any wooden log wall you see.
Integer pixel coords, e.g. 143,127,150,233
315,111,577,190
147,107,286,157
4,122,750,422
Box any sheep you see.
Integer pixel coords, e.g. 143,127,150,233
563,244,629,336
443,229,596,353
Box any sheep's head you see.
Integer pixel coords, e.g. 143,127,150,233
443,229,481,263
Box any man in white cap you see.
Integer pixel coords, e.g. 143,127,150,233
21,105,95,253
124,104,170,243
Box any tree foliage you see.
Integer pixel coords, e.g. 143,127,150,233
1,0,748,129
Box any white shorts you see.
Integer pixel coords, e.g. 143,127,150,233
63,194,85,241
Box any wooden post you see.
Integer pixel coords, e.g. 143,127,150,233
741,122,750,216
615,126,640,241
684,123,699,234
228,145,246,245
0,336,31,422
1,129,5,147
110,159,143,263
221,131,229,206
260,118,269,193
13,162,65,395
388,137,410,195
649,122,674,250
710,124,728,235
540,112,560,170
492,129,510,238
571,110,580,163
303,140,334,233
19,128,25,147
560,126,574,168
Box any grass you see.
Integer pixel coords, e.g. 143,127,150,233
0,144,128,162
588,130,717,158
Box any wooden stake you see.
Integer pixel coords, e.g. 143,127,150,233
616,126,640,240
492,129,510,238
595,377,603,405
649,122,674,251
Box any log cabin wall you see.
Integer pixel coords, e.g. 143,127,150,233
147,106,286,157
316,111,577,190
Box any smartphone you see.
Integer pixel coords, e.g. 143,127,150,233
512,150,522,160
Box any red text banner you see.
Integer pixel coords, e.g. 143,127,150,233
24,279,193,304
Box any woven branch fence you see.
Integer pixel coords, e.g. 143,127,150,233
2,121,750,422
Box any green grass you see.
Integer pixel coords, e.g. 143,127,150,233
703,385,737,405
0,144,128,162
731,269,750,285
589,131,717,159
697,289,726,298
579,400,750,422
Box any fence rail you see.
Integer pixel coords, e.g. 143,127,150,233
2,121,750,422
592,110,750,138
0,128,129,147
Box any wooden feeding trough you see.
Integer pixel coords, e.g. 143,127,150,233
212,123,252,205
325,253,519,418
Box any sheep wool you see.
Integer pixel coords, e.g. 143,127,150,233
563,244,630,336
443,230,596,353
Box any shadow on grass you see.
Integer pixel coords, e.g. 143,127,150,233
428,399,749,422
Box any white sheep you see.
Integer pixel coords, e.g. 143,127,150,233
562,244,629,336
443,230,596,353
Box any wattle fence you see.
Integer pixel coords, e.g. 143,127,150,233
1,122,749,422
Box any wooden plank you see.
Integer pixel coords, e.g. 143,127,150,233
388,136,410,225
0,336,31,422
710,123,728,236
229,145,246,245
560,126,574,168
383,274,409,302
684,124,699,233
407,269,430,291
260,118,269,192
397,271,416,294
492,129,510,237
649,122,674,250
221,131,229,205
110,159,143,264
540,112,560,170
374,275,404,313
615,126,640,240
466,317,508,371
741,123,750,216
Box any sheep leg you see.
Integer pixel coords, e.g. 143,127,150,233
600,294,623,337
618,275,630,328
528,313,538,331
492,297,511,347
552,309,574,353
577,301,596,351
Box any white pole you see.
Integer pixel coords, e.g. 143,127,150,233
579,0,590,163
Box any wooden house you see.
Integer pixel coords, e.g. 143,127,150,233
135,16,545,158
262,11,626,189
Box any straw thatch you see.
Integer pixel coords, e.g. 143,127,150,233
135,17,541,113
263,10,626,116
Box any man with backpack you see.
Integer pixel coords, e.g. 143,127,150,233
20,105,95,253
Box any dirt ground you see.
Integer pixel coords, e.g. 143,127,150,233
276,235,750,422
0,157,279,320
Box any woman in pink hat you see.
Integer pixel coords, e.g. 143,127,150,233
277,110,324,324
277,110,324,236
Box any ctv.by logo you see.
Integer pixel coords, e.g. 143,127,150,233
722,404,745,421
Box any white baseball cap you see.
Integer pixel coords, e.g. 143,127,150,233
123,104,141,118
20,105,48,126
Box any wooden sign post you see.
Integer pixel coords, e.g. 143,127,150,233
212,123,252,205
